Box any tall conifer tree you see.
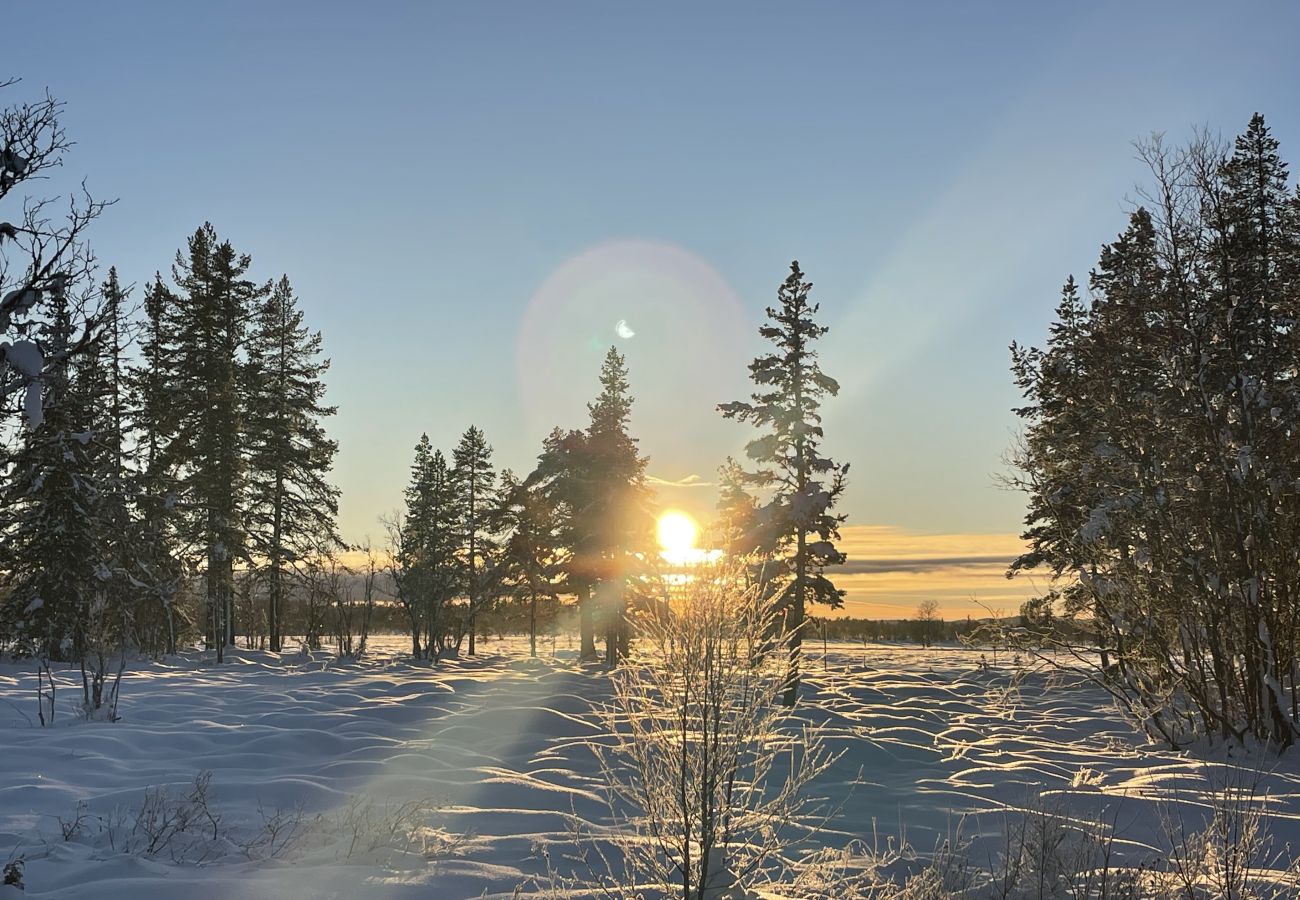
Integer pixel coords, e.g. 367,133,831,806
1011,115,1300,747
497,468,563,657
163,224,269,659
0,289,104,660
585,347,649,665
452,425,496,656
532,426,599,660
400,436,462,657
244,276,340,652
719,261,848,705
127,275,184,653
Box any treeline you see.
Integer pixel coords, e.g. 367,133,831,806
387,349,651,663
1,83,856,709
0,86,341,709
819,615,977,645
391,262,853,703
1011,114,1300,749
0,227,340,667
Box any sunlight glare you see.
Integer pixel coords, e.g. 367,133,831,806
658,510,698,558
656,510,724,569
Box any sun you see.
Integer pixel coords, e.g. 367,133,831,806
657,510,699,560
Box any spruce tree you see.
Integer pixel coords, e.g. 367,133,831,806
532,426,600,660
127,275,185,653
95,269,129,482
401,436,462,658
715,456,760,559
1010,115,1300,747
84,269,139,656
162,224,269,659
497,468,563,657
719,261,848,705
396,434,436,655
244,276,340,652
584,347,650,665
0,289,105,660
452,425,496,656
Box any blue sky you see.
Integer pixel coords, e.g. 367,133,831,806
6,2,1298,612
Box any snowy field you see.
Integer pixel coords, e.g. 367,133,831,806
2,637,1299,898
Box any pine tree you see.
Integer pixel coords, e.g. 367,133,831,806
719,261,848,705
584,347,650,665
532,426,599,660
1010,115,1300,747
395,434,436,655
400,436,462,658
127,275,185,653
244,276,340,652
452,425,496,656
496,468,563,657
95,269,129,483
85,269,140,656
162,224,269,660
0,289,105,660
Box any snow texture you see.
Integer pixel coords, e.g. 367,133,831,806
0,639,1297,898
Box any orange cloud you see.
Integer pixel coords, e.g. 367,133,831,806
827,524,1041,620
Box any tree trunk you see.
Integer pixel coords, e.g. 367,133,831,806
784,531,806,707
468,480,478,656
604,581,616,666
580,584,597,661
529,587,537,657
222,557,236,648
269,476,284,652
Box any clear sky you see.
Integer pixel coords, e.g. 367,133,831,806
7,2,1298,616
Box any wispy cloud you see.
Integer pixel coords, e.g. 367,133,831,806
837,555,1015,575
829,524,1040,620
647,473,714,489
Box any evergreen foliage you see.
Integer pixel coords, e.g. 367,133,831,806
397,435,463,658
452,425,496,656
719,261,849,705
0,289,104,660
495,468,564,657
244,276,340,651
1010,114,1300,748
584,348,651,665
158,224,268,658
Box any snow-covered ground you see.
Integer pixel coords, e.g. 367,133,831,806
1,638,1298,898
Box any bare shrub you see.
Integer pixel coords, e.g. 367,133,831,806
934,766,1300,899
323,795,465,865
581,560,847,898
44,776,464,874
41,772,228,864
116,771,224,862
976,797,1139,900
239,800,316,861
76,590,125,721
1150,762,1300,899
56,800,90,842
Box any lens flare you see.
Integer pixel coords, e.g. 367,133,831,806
514,240,746,462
